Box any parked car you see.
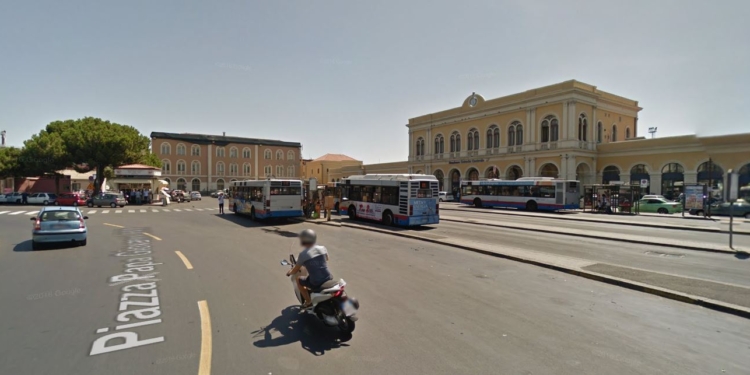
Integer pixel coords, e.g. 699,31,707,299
688,197,723,216
171,190,186,203
190,191,202,201
27,193,57,205
438,191,453,202
0,193,13,203
637,198,682,214
30,206,88,250
87,193,127,208
1,192,24,204
210,191,220,198
55,193,87,206
707,199,750,218
641,195,666,200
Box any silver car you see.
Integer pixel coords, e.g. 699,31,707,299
30,207,89,250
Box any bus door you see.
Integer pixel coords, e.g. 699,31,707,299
565,181,580,208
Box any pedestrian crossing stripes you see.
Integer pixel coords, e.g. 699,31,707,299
0,207,220,216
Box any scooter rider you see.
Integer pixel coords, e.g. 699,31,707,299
286,229,332,308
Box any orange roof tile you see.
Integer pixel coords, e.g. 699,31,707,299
313,154,359,162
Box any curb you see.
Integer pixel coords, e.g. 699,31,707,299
440,206,750,236
439,218,740,254
301,217,750,320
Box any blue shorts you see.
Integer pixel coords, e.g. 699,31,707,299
299,276,331,291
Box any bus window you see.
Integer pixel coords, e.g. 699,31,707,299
372,186,381,203
540,186,555,198
381,186,399,205
416,181,432,198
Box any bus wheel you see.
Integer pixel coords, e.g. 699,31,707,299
526,201,538,211
383,211,394,226
473,198,482,208
348,206,356,220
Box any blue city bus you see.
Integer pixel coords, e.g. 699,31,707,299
339,174,439,226
460,177,580,211
229,179,304,219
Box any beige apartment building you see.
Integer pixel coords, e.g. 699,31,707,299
303,154,362,183
151,132,302,192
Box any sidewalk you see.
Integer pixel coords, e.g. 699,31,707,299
300,216,750,320
440,205,750,235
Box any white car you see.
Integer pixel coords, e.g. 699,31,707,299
190,191,202,200
28,193,58,205
438,191,453,202
0,192,23,203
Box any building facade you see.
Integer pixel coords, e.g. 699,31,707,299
304,154,362,184
151,132,302,192
405,80,750,199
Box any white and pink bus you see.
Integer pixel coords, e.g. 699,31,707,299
460,177,580,211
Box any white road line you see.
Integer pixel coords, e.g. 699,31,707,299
25,211,38,215
9,211,26,215
0,211,10,215
102,210,110,214
163,209,171,212
88,210,97,214
115,210,122,213
140,209,147,213
128,210,135,213
185,209,193,212
152,209,159,212
173,209,182,212
196,208,204,211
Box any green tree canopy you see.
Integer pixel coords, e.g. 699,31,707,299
20,131,71,193
0,147,23,178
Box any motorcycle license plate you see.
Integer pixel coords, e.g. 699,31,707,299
341,300,357,316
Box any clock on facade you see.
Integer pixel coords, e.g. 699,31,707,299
469,95,478,107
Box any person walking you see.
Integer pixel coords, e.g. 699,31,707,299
22,191,29,204
143,189,149,204
218,192,225,214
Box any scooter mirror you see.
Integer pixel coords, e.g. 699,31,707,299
280,260,289,266
289,254,296,264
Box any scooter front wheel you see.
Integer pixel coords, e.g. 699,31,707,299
338,316,355,334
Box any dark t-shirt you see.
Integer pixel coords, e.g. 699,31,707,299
297,245,332,287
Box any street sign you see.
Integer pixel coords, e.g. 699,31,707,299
725,169,739,202
309,178,317,191
640,179,649,188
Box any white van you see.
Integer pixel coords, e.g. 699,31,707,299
438,191,453,202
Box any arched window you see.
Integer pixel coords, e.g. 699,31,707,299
276,165,284,177
508,125,516,146
697,161,724,195
467,128,479,151
287,150,295,161
602,165,621,184
191,145,201,156
276,150,284,160
626,128,631,139
229,147,238,158
161,160,171,174
467,168,479,181
264,165,272,176
229,163,238,176
216,147,225,158
191,178,201,192
486,125,500,148
160,143,171,155
177,178,187,191
287,166,295,177
661,163,685,200
216,162,225,175
578,114,588,141
515,123,524,145
243,163,251,176
264,149,272,159
450,131,461,153
506,165,522,180
434,135,444,154
539,164,559,178
242,147,251,158
611,125,618,142
176,143,186,155
434,169,445,190
416,137,425,156
216,179,225,191
541,116,558,142
177,160,186,173
597,122,603,143
191,161,200,174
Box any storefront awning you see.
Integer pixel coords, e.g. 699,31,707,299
110,179,155,185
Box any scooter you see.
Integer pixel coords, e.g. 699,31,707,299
281,254,359,334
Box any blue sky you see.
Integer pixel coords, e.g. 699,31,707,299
1,0,748,163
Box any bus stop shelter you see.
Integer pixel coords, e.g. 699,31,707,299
583,184,642,215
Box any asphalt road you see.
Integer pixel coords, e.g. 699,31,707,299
1,199,749,375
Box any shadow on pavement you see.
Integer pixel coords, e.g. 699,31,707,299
735,251,750,260
251,306,352,356
340,218,437,233
213,212,299,228
13,240,79,252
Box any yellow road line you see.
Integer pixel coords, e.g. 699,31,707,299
175,251,194,270
197,300,212,375
103,223,124,228
143,232,162,241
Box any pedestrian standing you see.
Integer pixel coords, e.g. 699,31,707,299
218,193,225,214
144,189,149,204
22,191,28,204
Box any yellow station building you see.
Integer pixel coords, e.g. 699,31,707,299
335,80,750,200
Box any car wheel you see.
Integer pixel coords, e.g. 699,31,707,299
54,201,59,206
383,211,394,226
110,203,117,208
439,198,443,202
73,202,78,206
32,241,40,251
79,239,87,246
657,208,668,214
87,202,93,207
119,205,125,208
745,212,750,219
97,205,102,208
43,200,49,206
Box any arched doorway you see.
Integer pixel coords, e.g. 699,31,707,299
191,178,201,192
602,165,620,184
449,169,461,199
177,178,187,191
466,168,479,181
506,165,523,180
576,163,593,185
485,166,499,179
630,164,650,194
697,161,724,199
739,163,750,187
539,163,559,178
434,169,445,191
661,163,684,200
216,179,225,191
